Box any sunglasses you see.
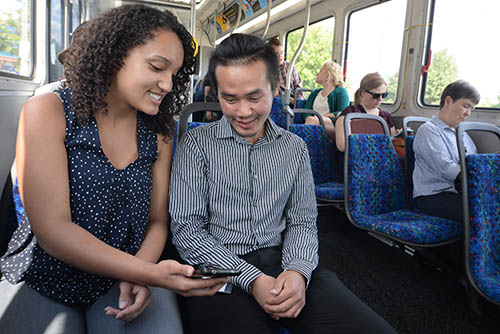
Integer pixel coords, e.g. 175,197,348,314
365,90,388,99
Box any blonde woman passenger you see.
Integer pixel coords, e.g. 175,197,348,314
304,61,350,141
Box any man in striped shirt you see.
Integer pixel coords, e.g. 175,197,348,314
170,33,395,334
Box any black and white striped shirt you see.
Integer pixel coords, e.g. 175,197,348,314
170,116,318,293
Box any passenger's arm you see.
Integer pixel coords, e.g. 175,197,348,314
334,87,350,114
170,132,263,293
335,115,347,152
134,136,171,263
414,126,460,181
17,94,226,294
281,143,319,287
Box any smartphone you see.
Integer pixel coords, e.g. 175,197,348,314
192,268,242,278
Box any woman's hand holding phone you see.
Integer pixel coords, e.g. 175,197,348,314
152,260,229,296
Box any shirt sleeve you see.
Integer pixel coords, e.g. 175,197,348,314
281,141,319,287
292,65,303,99
169,132,263,293
414,125,460,182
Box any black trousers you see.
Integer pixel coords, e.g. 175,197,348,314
415,191,463,222
178,247,396,334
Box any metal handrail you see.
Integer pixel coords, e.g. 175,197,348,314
261,0,273,39
284,0,311,106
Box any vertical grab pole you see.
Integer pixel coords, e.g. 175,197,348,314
285,0,311,107
189,0,197,103
261,0,273,39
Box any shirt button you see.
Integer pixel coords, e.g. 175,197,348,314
253,175,258,179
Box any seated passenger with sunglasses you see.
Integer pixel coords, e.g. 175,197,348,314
335,72,398,152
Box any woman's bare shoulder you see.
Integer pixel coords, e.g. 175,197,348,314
21,92,66,136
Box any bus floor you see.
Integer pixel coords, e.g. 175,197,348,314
317,205,500,334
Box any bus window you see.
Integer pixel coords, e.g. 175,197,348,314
49,0,82,83
422,0,500,109
0,0,32,77
49,0,64,83
286,17,334,91
345,0,407,105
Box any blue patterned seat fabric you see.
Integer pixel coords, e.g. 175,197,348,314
289,124,343,201
187,121,205,132
466,154,500,303
269,96,287,129
347,134,462,244
295,99,306,109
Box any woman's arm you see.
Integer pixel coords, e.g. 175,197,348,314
134,136,172,263
335,115,347,152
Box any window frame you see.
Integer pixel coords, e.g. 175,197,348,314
419,0,500,111
0,0,35,80
284,15,335,63
284,15,335,91
343,1,407,108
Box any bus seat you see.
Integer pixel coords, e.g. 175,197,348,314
186,122,206,132
402,116,429,211
177,102,222,141
344,114,462,245
269,96,287,129
295,98,306,109
457,122,500,306
289,120,344,204
0,173,17,258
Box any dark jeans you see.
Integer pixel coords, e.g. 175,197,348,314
415,191,463,222
178,247,396,334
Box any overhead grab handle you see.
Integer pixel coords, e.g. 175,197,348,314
229,0,243,35
261,0,273,39
284,0,311,106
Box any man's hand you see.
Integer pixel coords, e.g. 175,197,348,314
153,260,228,297
264,270,306,319
251,270,306,320
250,274,280,319
105,281,150,322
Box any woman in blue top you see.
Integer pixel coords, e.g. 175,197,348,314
0,5,226,333
304,61,350,141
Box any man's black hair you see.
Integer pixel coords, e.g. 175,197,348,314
440,80,480,108
207,33,279,95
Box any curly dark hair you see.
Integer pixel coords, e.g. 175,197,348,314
62,4,196,138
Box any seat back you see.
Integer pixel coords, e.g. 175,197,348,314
344,114,404,218
0,173,17,258
269,96,288,129
350,119,385,134
294,87,313,107
177,102,222,141
402,116,429,210
457,122,500,304
289,123,337,186
295,99,306,109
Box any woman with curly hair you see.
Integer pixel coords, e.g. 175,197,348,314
0,5,227,333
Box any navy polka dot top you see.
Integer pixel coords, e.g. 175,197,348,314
0,88,158,307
